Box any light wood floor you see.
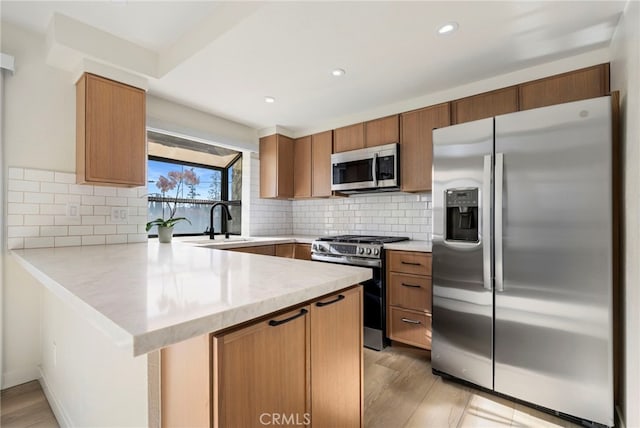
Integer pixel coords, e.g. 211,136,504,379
364,343,581,428
1,346,581,428
0,381,58,428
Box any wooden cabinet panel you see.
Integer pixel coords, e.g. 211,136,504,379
519,64,610,111
294,244,312,261
334,123,365,153
229,245,276,256
312,130,333,197
275,243,295,258
76,73,146,187
452,86,518,124
260,134,294,199
388,251,432,276
365,114,399,147
294,136,312,198
400,103,450,192
389,272,432,312
388,307,432,349
310,287,362,427
161,335,210,428
213,307,310,428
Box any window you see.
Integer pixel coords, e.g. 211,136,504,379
147,132,242,237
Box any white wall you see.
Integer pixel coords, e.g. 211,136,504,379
610,1,640,427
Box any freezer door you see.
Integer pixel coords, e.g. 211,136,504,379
494,97,613,426
432,118,494,390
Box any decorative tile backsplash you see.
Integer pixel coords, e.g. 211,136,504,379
292,193,432,240
248,153,293,236
6,167,147,249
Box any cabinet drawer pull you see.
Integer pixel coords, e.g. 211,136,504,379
269,309,308,327
315,294,345,307
401,283,421,288
401,261,421,266
401,318,421,325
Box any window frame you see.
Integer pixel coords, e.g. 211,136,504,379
147,154,242,238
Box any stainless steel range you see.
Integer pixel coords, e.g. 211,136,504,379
311,235,409,350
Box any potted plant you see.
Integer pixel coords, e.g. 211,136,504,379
146,169,199,243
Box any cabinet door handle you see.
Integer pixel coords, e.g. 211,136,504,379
401,318,421,325
268,309,308,327
401,283,421,288
315,294,345,307
401,261,421,266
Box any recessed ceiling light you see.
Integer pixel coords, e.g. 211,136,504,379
332,68,346,77
437,22,458,35
264,96,275,103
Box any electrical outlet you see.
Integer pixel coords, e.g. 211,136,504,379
52,341,57,367
110,207,128,224
66,203,80,218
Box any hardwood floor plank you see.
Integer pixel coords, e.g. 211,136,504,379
457,390,516,427
1,381,59,428
511,403,582,428
404,377,471,428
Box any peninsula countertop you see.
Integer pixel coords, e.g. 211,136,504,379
11,242,372,357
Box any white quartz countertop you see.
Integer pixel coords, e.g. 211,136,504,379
11,241,372,357
384,240,432,252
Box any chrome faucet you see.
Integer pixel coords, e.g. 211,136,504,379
209,202,233,240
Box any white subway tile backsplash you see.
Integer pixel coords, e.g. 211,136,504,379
40,182,69,194
24,169,54,182
6,167,147,250
54,172,76,184
9,180,40,192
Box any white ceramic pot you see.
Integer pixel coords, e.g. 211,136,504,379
157,226,174,243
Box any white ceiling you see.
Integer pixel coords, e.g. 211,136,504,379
1,1,627,134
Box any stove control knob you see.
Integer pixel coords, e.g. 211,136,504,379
366,248,372,255
373,248,380,256
312,244,317,251
358,247,364,255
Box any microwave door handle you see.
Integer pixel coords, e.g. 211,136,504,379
372,153,378,187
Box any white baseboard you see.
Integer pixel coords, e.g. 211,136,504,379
38,366,72,428
616,405,626,428
1,366,40,389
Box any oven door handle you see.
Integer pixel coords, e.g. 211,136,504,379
311,253,382,268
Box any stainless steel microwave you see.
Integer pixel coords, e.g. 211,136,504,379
331,143,399,193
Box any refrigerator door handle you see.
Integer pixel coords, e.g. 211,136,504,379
483,154,492,291
495,152,504,292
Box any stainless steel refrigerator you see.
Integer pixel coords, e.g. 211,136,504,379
431,95,614,427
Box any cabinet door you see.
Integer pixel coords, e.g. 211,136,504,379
213,307,310,428
275,243,295,258
334,123,365,153
451,86,518,124
310,287,362,428
365,114,399,147
161,335,210,428
77,73,146,187
294,136,312,198
294,244,312,261
400,103,450,192
518,64,610,111
311,131,333,197
260,134,294,199
229,245,276,255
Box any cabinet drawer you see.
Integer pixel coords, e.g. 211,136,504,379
389,273,431,312
388,251,431,275
388,307,431,350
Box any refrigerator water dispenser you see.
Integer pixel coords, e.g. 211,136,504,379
445,188,479,242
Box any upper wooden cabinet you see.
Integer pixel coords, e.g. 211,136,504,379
293,131,333,198
334,122,364,153
365,114,399,147
76,73,146,187
400,103,450,192
293,135,312,198
260,133,294,199
518,63,610,111
451,86,519,124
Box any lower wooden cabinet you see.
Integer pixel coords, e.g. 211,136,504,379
214,307,311,428
386,250,432,350
294,243,312,260
228,245,276,255
161,286,363,428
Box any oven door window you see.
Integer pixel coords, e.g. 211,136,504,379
333,158,373,184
